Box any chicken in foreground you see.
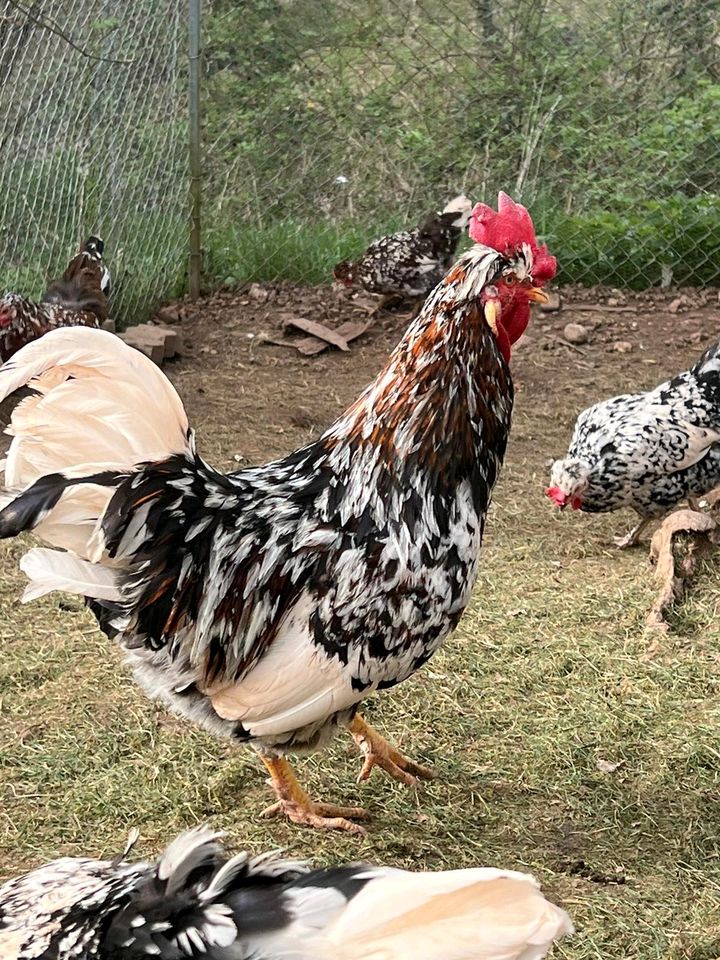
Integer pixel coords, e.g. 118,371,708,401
0,825,573,960
0,193,555,832
333,194,473,314
547,339,720,547
0,235,110,363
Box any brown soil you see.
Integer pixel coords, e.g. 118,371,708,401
159,283,720,473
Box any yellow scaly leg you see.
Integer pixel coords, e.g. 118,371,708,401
259,754,368,834
349,714,436,786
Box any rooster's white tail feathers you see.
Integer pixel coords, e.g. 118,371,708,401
1,327,189,492
312,866,573,960
0,327,191,595
19,547,120,603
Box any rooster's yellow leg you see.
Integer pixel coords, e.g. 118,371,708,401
349,714,436,786
259,755,368,834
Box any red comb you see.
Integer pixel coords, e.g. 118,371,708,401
469,191,556,284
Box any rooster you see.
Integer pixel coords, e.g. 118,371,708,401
0,235,110,363
333,195,473,314
0,193,555,832
547,340,720,547
0,825,573,960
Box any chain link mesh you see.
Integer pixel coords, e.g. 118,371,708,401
0,1,717,317
203,0,720,290
0,0,188,325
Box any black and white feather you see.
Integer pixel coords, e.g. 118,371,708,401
334,195,473,299
0,243,516,756
549,339,720,522
0,827,572,960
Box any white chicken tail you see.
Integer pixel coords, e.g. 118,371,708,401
312,866,573,960
0,327,190,596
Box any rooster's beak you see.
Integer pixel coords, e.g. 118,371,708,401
483,299,500,335
527,287,549,304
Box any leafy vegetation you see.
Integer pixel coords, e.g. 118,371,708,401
204,0,720,288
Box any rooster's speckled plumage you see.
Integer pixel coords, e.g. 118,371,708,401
0,194,555,828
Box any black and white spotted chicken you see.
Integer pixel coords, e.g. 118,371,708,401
333,194,473,300
547,339,720,546
0,826,572,960
0,193,555,832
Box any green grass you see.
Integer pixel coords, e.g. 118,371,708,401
204,217,408,287
202,194,720,292
1,321,720,958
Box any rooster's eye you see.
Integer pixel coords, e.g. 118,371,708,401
504,274,516,286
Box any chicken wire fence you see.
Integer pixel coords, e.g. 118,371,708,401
0,0,188,324
203,0,720,291
0,0,718,326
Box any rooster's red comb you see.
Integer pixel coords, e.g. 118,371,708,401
469,191,556,284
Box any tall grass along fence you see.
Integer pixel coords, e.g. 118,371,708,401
0,1,719,326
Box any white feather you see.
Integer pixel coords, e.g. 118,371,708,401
19,548,120,602
309,867,573,960
209,592,363,737
0,327,190,571
0,327,188,492
441,194,473,225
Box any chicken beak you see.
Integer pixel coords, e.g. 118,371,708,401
527,287,549,304
483,299,500,335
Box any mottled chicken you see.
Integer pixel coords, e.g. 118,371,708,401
333,195,473,313
0,825,573,960
547,340,720,546
0,235,110,363
0,193,555,832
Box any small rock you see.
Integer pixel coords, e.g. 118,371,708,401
155,305,183,324
539,291,561,312
248,283,269,302
607,297,619,307
563,322,589,344
611,340,633,353
668,297,683,314
120,323,183,364
596,758,625,774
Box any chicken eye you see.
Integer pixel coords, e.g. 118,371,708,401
504,274,517,286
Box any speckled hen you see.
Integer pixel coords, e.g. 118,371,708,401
547,340,720,546
0,235,110,362
333,195,473,312
0,193,555,832
0,826,572,960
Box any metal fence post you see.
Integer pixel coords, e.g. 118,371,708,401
189,0,202,300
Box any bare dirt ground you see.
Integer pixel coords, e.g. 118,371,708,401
166,281,720,469
1,282,720,958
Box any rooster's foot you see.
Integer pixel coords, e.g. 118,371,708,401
349,714,436,787
259,754,367,834
260,798,368,834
